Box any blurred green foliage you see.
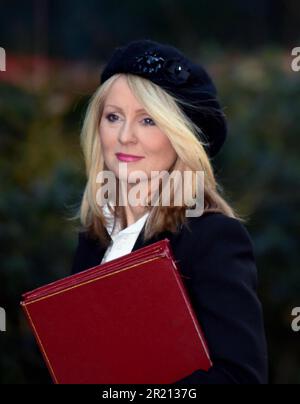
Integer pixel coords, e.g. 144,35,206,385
0,47,299,384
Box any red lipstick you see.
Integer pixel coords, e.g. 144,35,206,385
115,153,145,162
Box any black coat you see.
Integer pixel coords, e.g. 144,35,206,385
71,211,269,384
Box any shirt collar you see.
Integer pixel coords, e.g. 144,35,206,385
102,204,150,240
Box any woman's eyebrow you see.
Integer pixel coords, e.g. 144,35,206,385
105,104,146,113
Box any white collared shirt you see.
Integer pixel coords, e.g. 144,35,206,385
100,204,150,264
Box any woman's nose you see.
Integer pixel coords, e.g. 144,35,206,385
118,121,138,144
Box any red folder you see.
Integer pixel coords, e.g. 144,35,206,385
20,238,212,384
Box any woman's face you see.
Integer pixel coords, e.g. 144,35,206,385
99,76,177,185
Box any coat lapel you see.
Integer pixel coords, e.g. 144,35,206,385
99,215,184,261
131,221,180,253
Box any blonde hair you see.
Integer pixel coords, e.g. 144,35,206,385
69,73,245,247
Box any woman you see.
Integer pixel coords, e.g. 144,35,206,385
70,39,269,384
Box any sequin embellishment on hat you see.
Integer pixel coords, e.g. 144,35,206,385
133,50,191,84
133,50,165,74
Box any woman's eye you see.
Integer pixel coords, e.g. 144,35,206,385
105,113,155,126
105,113,119,122
142,117,155,126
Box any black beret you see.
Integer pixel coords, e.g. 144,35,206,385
100,39,227,158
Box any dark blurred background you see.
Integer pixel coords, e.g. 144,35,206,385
0,0,299,384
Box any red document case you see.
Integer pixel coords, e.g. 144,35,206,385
20,238,212,384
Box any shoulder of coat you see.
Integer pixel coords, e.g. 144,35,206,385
182,211,246,235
